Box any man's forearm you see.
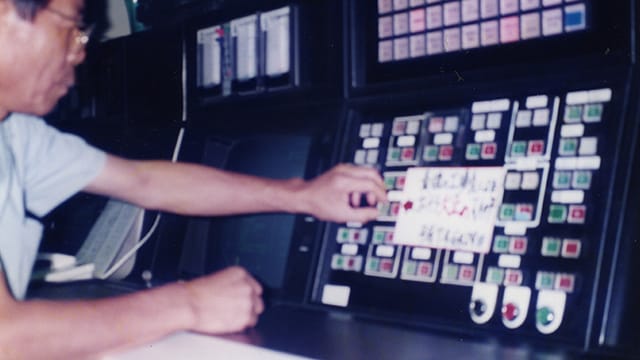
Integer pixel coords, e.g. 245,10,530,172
0,282,194,360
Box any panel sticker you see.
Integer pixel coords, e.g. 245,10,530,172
394,167,506,253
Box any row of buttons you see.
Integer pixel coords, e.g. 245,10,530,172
499,203,536,221
541,237,581,258
365,256,399,278
442,263,477,283
384,172,407,190
402,260,436,281
505,170,541,190
553,170,592,190
486,267,524,286
564,103,603,123
378,201,402,220
509,139,546,157
548,204,586,224
536,271,576,292
493,235,528,254
378,0,578,15
336,227,369,245
331,254,363,272
379,4,586,62
558,137,598,157
465,142,498,160
424,144,456,161
515,108,551,127
372,227,396,244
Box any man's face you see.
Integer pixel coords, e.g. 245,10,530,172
0,0,87,116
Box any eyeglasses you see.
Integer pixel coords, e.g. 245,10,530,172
42,6,94,47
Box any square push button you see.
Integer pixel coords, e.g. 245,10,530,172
559,138,578,156
553,171,572,189
466,143,481,160
401,147,416,161
423,145,439,161
505,172,522,190
504,269,523,286
429,117,444,133
541,237,562,257
528,140,545,156
439,145,454,161
555,273,576,293
510,141,527,157
418,261,433,277
500,204,516,221
493,235,510,253
572,171,592,190
481,142,497,159
486,267,505,284
458,265,476,282
536,271,555,290
567,205,586,224
562,239,582,258
387,147,401,162
515,204,534,221
564,105,582,123
509,236,528,255
583,103,603,123
548,204,567,223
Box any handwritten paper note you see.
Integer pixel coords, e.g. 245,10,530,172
393,167,506,254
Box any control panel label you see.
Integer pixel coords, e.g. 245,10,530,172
394,167,506,253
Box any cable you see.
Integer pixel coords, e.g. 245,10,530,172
98,126,185,280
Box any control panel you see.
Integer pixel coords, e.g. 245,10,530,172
314,85,620,344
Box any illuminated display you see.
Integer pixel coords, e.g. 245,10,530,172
376,0,588,62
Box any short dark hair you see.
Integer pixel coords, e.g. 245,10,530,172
10,0,51,20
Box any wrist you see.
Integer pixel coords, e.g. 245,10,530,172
281,178,309,214
173,281,198,332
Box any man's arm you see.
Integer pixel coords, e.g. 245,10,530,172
0,266,263,360
84,155,387,223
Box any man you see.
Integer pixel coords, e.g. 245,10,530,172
0,0,387,358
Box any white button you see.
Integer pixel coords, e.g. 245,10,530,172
453,251,475,264
505,172,522,190
533,108,550,126
411,247,432,260
410,34,426,57
444,27,461,52
561,124,585,138
366,149,380,164
471,114,486,130
481,20,500,45
500,0,519,15
354,150,366,165
444,116,460,132
462,24,480,49
521,171,540,190
379,40,393,62
359,123,371,138
516,110,533,127
426,5,443,29
379,16,394,38
542,8,562,36
526,95,548,109
481,0,499,18
521,12,541,39
426,31,444,54
376,245,396,258
371,123,385,137
397,135,416,146
579,137,598,156
394,12,410,36
475,130,496,143
551,190,585,204
462,0,480,23
341,244,359,256
363,137,381,149
394,37,410,60
487,113,502,128
498,254,522,268
434,133,454,145
406,119,422,134
444,1,461,26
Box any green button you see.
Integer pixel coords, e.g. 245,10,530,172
403,261,417,276
564,105,582,123
443,264,459,281
559,138,578,156
584,104,603,122
368,258,380,272
541,237,561,256
536,271,555,289
493,235,510,253
511,141,527,157
466,143,481,160
388,148,401,161
423,145,439,161
486,267,505,284
373,230,386,244
537,307,555,326
338,228,350,242
384,176,396,190
572,171,592,189
500,204,516,220
553,171,572,189
548,205,567,223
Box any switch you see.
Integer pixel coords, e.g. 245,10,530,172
470,299,487,317
502,302,519,322
536,306,555,327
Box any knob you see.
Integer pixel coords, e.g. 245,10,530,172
502,302,519,322
536,306,555,327
469,299,487,317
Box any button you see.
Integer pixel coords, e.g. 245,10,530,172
470,299,487,317
439,145,454,161
564,105,582,123
505,172,522,190
406,119,421,134
403,260,417,276
504,269,523,286
371,123,384,137
572,171,592,190
354,150,366,164
393,120,407,135
359,124,371,138
541,237,561,257
337,228,350,243
372,229,386,243
559,138,578,156
536,306,555,327
521,172,540,190
487,113,502,129
444,116,459,132
380,259,394,273
395,175,407,189
555,273,576,293
387,147,401,162
390,202,401,216
509,237,528,255
533,108,550,126
331,254,344,269
548,204,567,223
418,261,433,277
466,143,481,160
471,114,486,130
459,265,475,282
583,103,603,123
423,145,439,161
493,235,510,253
528,140,545,156
536,271,555,290
553,171,572,189
486,267,505,284
401,147,415,161
443,264,459,281
429,117,444,132
516,110,532,127
366,149,379,164
567,205,586,224
481,142,497,159
384,174,396,190
562,239,582,258
368,257,380,272
502,302,520,322
579,137,598,156
515,204,534,221
500,204,516,221
510,141,527,157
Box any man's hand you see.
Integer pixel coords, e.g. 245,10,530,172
296,164,387,223
183,267,264,334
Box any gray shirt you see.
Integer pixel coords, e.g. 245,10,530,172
0,113,106,299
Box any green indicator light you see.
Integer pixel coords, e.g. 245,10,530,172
537,307,555,326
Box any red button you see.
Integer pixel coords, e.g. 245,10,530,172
459,266,475,281
502,302,519,321
418,262,432,276
568,205,586,224
481,143,497,159
439,145,454,160
401,147,415,161
562,239,581,258
528,140,545,156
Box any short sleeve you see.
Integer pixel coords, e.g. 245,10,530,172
5,114,107,217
